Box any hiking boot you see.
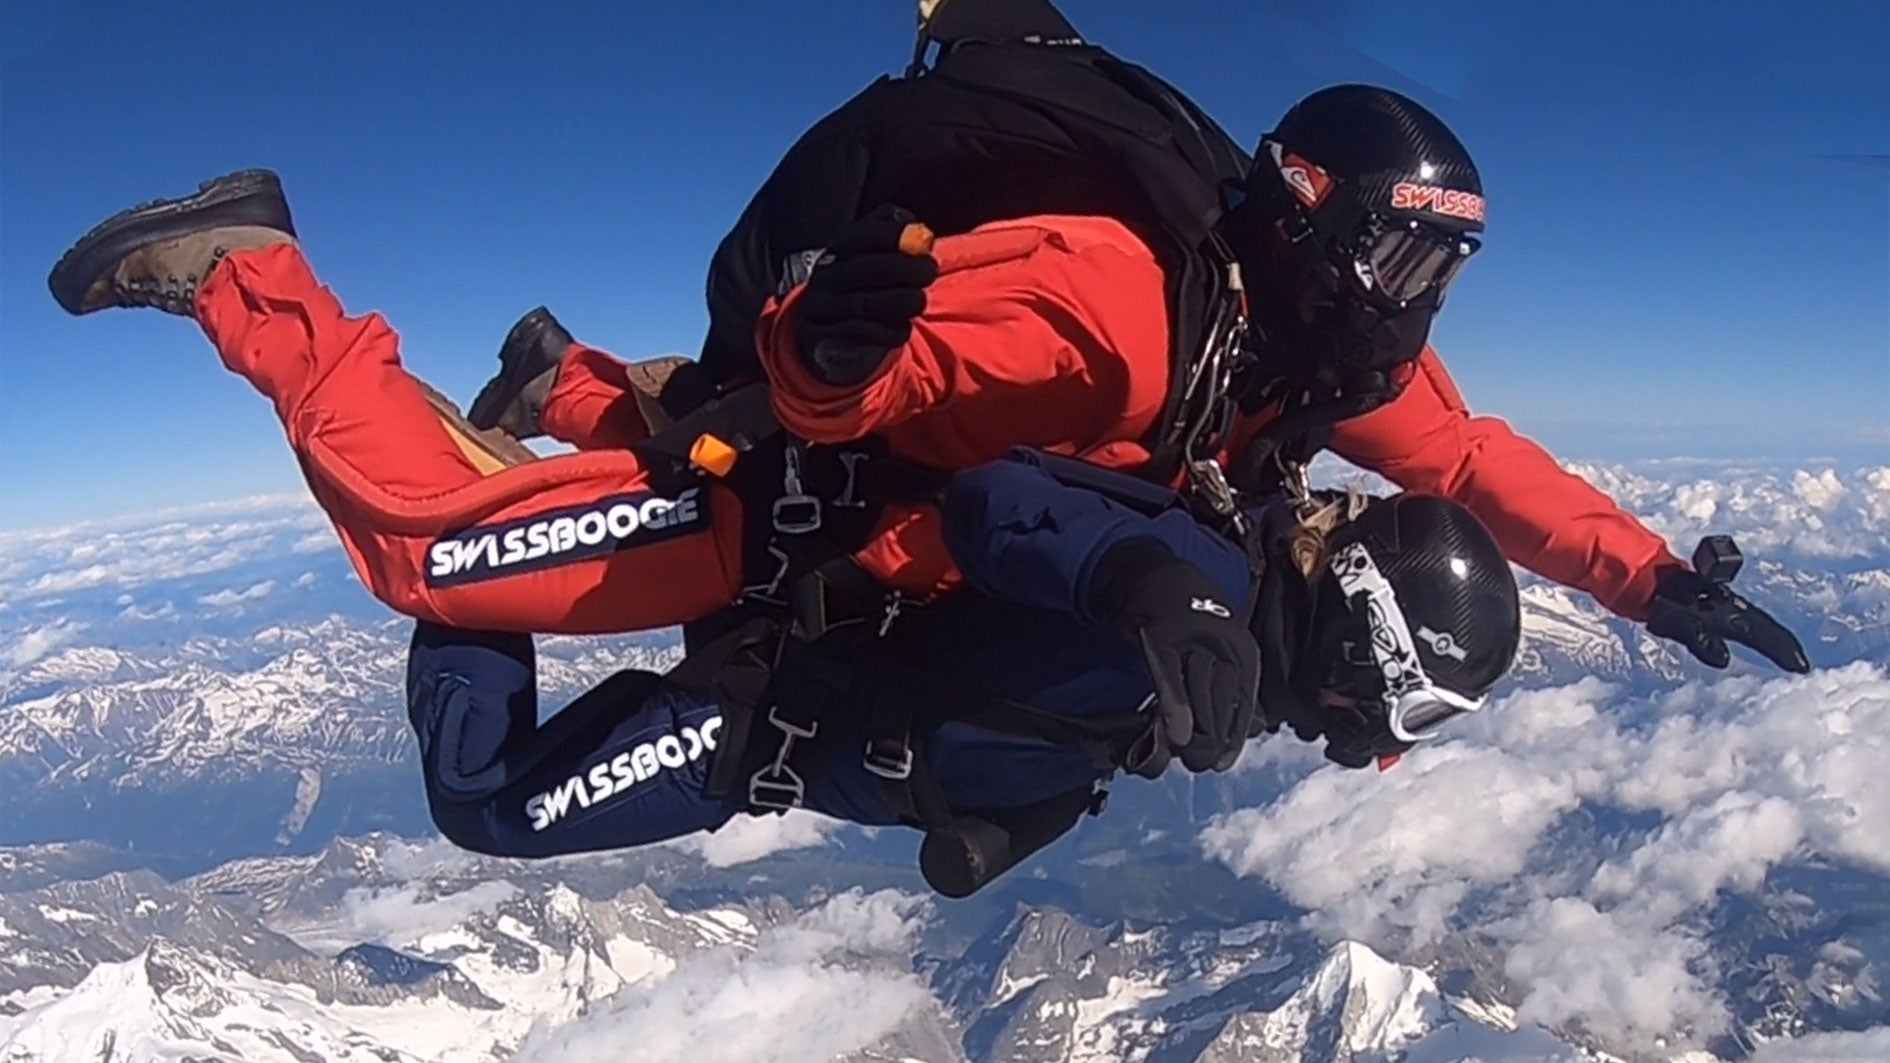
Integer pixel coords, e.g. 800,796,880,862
466,306,575,440
48,170,296,317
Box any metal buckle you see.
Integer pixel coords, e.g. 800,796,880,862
863,741,914,781
878,592,915,637
747,705,819,812
766,704,818,741
741,544,792,603
772,495,822,534
1189,457,1239,517
748,769,805,811
774,444,822,533
834,452,869,509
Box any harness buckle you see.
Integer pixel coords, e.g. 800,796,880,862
773,443,824,534
748,769,805,812
742,543,792,603
747,705,819,812
772,494,823,534
879,593,912,637
835,451,869,508
862,739,914,781
1188,457,1242,521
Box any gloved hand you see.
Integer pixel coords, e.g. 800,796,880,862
1091,540,1262,773
792,205,940,387
1317,703,1414,770
1646,565,1809,674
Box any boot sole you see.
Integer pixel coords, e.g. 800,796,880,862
48,169,296,315
467,306,568,430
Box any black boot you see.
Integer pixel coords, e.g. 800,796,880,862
48,170,296,317
466,307,573,439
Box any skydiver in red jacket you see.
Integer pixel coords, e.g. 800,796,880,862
44,83,1805,679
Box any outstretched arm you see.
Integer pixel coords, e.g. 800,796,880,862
1329,348,1682,621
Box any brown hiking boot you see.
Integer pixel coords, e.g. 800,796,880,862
48,170,296,317
467,306,710,440
466,307,573,440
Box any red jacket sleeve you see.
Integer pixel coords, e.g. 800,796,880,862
1329,348,1682,620
753,216,1170,466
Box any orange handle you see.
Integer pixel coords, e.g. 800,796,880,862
689,434,740,478
898,222,937,256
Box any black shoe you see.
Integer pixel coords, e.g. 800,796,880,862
48,170,296,316
466,306,573,438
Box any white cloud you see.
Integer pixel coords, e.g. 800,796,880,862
1202,664,1890,1049
1564,463,1890,562
339,881,519,946
197,580,276,608
1751,1026,1890,1061
1494,897,1725,1044
513,890,932,1063
4,620,88,667
0,495,327,604
292,531,337,555
664,809,843,868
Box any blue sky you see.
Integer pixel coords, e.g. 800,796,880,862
1,0,1885,530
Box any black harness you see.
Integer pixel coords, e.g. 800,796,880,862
650,0,1336,894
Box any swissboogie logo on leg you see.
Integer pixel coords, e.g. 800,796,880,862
426,488,706,586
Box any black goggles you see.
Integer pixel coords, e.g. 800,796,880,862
1257,140,1482,311
1346,215,1480,309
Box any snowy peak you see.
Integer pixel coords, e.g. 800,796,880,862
0,942,432,1063
1205,940,1444,1061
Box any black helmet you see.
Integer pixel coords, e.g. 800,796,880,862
1297,493,1520,749
1224,85,1485,386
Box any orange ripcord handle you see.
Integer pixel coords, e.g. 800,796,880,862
898,222,937,256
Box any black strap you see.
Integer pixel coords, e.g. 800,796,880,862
630,383,780,472
866,658,1148,771
667,616,785,800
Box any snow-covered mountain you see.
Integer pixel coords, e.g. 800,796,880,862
0,502,677,867
0,833,1577,1063
2,462,1888,1061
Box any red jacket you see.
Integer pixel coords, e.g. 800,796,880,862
757,215,1679,620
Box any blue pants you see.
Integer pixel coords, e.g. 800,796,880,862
405,623,740,857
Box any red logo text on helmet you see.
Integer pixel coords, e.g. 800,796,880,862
1390,182,1486,224
1279,152,1335,208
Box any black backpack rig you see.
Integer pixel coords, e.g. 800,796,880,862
635,0,1267,896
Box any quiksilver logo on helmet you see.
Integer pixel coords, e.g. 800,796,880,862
426,488,707,586
1274,146,1334,208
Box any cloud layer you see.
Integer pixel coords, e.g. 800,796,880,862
514,890,932,1063
0,495,333,606
1203,664,1890,1047
662,809,843,868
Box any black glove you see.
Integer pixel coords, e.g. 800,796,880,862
1646,565,1810,674
1092,540,1262,773
1317,704,1414,770
792,205,940,387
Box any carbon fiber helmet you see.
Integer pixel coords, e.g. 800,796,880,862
1297,493,1520,749
1225,85,1485,391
